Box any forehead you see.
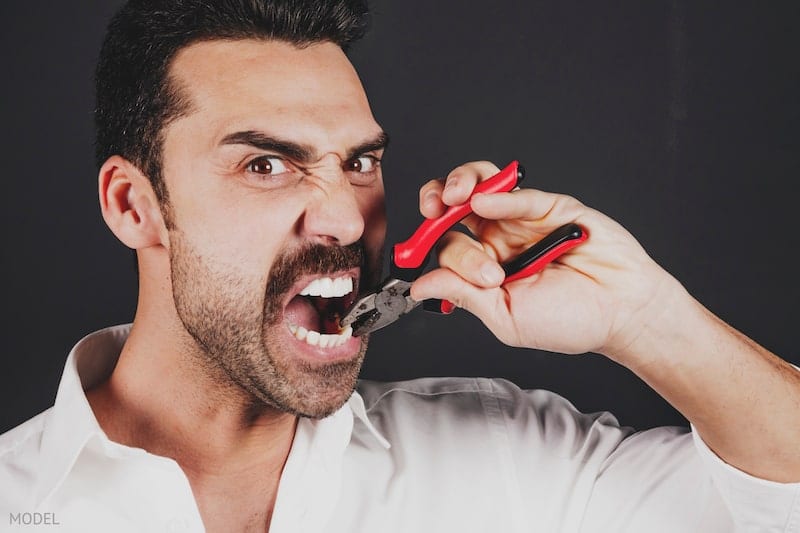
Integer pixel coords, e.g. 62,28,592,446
167,39,380,146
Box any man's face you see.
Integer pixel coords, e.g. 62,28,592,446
159,39,387,418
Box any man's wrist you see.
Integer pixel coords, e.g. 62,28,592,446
602,270,703,374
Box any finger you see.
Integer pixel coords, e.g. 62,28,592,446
441,161,500,206
434,231,505,287
469,188,584,223
410,267,509,333
419,178,447,219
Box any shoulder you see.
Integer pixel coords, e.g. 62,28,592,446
357,376,493,404
357,375,603,421
355,376,630,453
356,376,518,421
0,409,48,456
0,410,49,507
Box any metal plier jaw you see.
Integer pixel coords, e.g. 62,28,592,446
339,279,418,336
339,161,588,337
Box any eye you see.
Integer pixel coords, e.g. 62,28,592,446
345,155,380,174
246,156,289,175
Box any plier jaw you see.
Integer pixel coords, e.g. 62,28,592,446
340,279,417,337
339,161,588,337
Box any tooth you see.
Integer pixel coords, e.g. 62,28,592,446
299,276,355,298
308,279,323,296
334,278,345,294
289,321,355,347
322,278,335,295
320,334,331,348
306,330,320,346
341,277,354,294
301,279,318,296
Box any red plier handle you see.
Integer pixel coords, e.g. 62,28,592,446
391,160,525,279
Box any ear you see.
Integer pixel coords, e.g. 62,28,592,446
98,156,166,249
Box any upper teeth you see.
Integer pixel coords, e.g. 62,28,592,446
299,276,353,298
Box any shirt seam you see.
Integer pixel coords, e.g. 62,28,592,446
784,483,800,532
363,385,499,413
0,428,40,458
36,431,98,508
479,378,526,533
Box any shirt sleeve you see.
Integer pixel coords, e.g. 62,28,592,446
484,378,800,533
690,426,800,532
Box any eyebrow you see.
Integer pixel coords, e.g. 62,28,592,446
218,130,390,164
346,131,390,160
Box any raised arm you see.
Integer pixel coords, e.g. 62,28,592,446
411,160,800,483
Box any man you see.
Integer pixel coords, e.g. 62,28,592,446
1,1,798,532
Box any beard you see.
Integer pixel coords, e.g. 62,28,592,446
169,233,382,419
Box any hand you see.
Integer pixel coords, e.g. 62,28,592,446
410,161,684,362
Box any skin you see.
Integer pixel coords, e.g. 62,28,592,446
87,34,799,532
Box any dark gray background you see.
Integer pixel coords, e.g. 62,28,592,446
2,2,798,434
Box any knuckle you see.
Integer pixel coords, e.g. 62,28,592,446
458,244,486,269
420,179,443,194
557,193,585,212
438,233,479,267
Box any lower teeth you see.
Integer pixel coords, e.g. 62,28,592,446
288,324,353,348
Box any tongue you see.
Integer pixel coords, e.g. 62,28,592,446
284,296,344,334
284,296,319,331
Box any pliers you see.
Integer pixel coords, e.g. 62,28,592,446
339,161,588,337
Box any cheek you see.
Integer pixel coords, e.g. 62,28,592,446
358,187,387,247
176,197,305,282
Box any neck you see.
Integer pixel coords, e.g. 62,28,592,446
89,320,298,475
87,316,298,531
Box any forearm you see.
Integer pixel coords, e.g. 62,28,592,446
614,275,800,483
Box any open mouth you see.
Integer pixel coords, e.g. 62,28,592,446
284,274,359,348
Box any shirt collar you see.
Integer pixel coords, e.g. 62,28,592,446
35,323,389,506
348,391,391,449
36,324,129,505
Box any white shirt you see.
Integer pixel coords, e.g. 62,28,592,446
1,325,798,533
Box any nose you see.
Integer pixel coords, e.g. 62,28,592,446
299,168,365,247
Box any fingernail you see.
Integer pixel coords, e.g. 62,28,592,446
481,263,504,285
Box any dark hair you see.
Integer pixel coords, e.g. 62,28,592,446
94,0,371,205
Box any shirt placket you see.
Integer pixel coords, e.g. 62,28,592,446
268,407,353,533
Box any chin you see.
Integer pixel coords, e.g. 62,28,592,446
244,326,369,420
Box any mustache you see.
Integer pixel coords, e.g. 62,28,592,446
265,241,366,301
